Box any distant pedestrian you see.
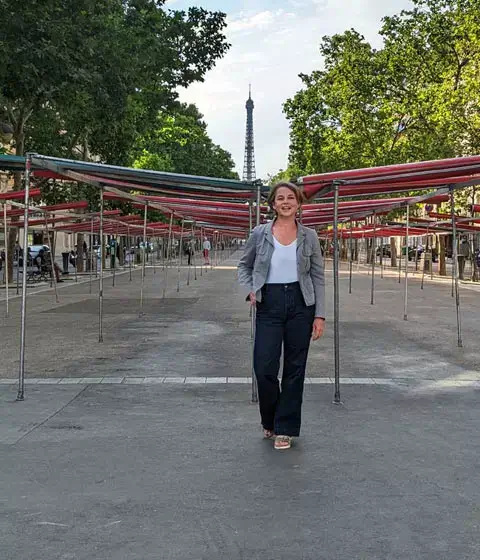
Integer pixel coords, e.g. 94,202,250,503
458,237,471,280
184,238,194,266
238,182,325,451
203,237,211,264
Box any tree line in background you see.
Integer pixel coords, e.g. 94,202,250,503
275,0,480,216
0,0,236,176
0,0,237,278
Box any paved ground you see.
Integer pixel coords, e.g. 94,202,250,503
1,251,479,559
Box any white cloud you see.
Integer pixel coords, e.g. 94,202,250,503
228,10,278,33
178,0,414,180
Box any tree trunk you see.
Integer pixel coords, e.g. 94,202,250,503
6,127,25,283
390,237,397,268
439,236,447,276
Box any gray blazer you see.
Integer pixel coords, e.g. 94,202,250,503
238,221,325,319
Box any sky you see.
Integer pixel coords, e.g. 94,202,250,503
166,0,414,180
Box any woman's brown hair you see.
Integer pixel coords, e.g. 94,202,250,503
267,182,305,212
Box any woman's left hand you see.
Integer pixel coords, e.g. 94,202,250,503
312,318,325,341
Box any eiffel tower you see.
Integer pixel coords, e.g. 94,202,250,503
242,85,256,182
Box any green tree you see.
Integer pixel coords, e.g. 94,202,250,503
132,103,238,179
284,0,480,183
0,0,229,276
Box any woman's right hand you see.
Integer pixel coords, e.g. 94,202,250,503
248,291,256,306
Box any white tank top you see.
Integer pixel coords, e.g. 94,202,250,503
265,237,298,284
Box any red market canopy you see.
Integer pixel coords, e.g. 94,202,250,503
300,156,480,199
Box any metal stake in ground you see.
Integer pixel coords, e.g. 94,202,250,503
403,204,410,321
450,186,463,347
333,182,341,404
98,188,105,343
140,203,148,315
3,203,9,317
17,152,32,401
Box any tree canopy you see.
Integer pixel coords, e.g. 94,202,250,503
283,0,480,198
132,103,238,179
0,0,230,165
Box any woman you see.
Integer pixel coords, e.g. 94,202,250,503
238,182,325,450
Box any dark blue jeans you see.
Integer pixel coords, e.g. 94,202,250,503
254,282,315,437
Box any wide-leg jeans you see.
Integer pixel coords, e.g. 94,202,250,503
254,282,315,437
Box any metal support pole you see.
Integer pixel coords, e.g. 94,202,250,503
193,224,197,281
414,236,420,273
3,203,9,317
357,230,363,272
74,241,78,283
177,219,185,292
256,182,261,226
128,226,132,282
186,226,192,287
89,219,93,294
215,232,219,268
98,189,105,343
44,213,59,303
421,229,429,290
112,226,118,288
333,182,341,404
380,232,384,280
431,234,434,280
163,212,174,300
16,236,19,295
450,186,463,347
398,234,403,283
348,223,353,294
140,203,148,315
199,227,204,277
371,214,376,305
17,152,32,401
211,231,215,268
249,201,253,234
152,234,157,275
403,205,409,321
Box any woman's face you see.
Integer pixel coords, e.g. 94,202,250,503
272,186,300,219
